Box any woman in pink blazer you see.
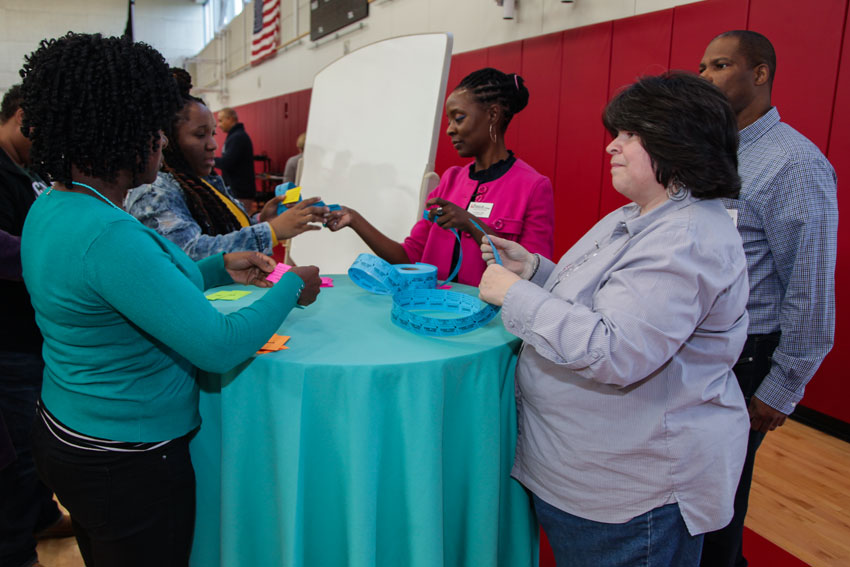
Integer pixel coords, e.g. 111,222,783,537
326,68,555,286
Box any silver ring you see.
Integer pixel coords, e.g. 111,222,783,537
435,207,444,216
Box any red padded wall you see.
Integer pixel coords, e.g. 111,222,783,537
553,22,613,256
515,33,563,186
809,2,850,423
600,9,674,216
748,0,845,152
669,0,749,72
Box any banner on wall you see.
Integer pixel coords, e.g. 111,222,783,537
251,0,280,65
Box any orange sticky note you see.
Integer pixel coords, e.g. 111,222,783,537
257,334,290,354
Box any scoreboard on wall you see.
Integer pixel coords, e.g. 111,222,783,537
310,0,369,42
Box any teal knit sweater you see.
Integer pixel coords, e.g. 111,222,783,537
21,189,303,442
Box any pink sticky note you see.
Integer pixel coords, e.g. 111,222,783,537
266,263,292,283
320,277,334,287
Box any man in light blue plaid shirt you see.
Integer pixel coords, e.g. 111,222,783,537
698,31,838,567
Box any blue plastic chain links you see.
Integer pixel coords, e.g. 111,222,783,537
346,208,503,337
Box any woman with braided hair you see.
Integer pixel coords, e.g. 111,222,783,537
326,67,554,286
126,68,327,261
20,33,321,566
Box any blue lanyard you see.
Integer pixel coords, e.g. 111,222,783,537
71,181,124,212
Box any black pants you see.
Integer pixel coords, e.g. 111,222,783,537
700,332,781,567
0,352,61,567
31,416,196,567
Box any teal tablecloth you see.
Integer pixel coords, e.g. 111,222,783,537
190,275,538,566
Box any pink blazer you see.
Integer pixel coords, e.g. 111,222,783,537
402,158,554,286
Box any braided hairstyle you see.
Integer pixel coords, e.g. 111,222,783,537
19,33,179,186
455,68,530,133
162,68,241,236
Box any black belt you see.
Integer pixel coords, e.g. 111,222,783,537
736,332,781,365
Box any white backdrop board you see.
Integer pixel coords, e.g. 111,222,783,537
290,33,453,273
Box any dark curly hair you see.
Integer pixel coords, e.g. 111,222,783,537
455,68,529,133
602,71,740,200
0,84,23,124
19,32,180,186
162,68,241,236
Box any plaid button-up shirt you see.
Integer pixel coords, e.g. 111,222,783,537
726,107,838,414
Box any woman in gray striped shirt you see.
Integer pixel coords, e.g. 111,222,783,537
479,72,750,567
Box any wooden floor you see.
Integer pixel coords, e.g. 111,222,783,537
747,419,850,566
37,419,850,567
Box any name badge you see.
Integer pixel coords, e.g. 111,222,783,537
726,208,739,226
467,202,494,218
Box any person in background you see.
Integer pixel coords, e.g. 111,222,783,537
214,106,257,213
478,72,750,566
325,68,554,286
0,230,17,486
0,228,23,280
698,30,838,567
20,32,321,566
282,132,306,184
0,84,72,567
126,69,327,261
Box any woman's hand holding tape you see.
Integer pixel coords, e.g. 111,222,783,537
478,264,521,307
480,235,536,279
425,197,476,232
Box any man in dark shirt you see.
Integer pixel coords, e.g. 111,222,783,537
0,85,71,567
215,107,257,214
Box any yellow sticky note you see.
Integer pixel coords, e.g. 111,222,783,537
282,186,302,204
207,290,252,301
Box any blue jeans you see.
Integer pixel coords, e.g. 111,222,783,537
0,351,61,567
533,493,703,567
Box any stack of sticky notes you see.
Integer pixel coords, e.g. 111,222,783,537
257,334,290,354
275,183,302,215
266,262,293,283
267,265,334,288
206,290,253,301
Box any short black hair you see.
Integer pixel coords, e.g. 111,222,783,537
0,84,23,124
455,68,529,133
603,71,740,200
19,32,180,186
717,30,776,86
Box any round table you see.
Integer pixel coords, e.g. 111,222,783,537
190,275,538,566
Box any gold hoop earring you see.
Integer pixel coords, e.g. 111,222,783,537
489,123,497,143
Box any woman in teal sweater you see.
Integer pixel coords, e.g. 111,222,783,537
19,33,321,567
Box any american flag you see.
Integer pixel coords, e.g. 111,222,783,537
251,0,280,65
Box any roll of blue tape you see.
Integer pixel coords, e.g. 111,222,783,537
347,208,505,337
348,254,437,295
390,289,500,337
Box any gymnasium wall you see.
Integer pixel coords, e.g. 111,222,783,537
222,0,850,425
